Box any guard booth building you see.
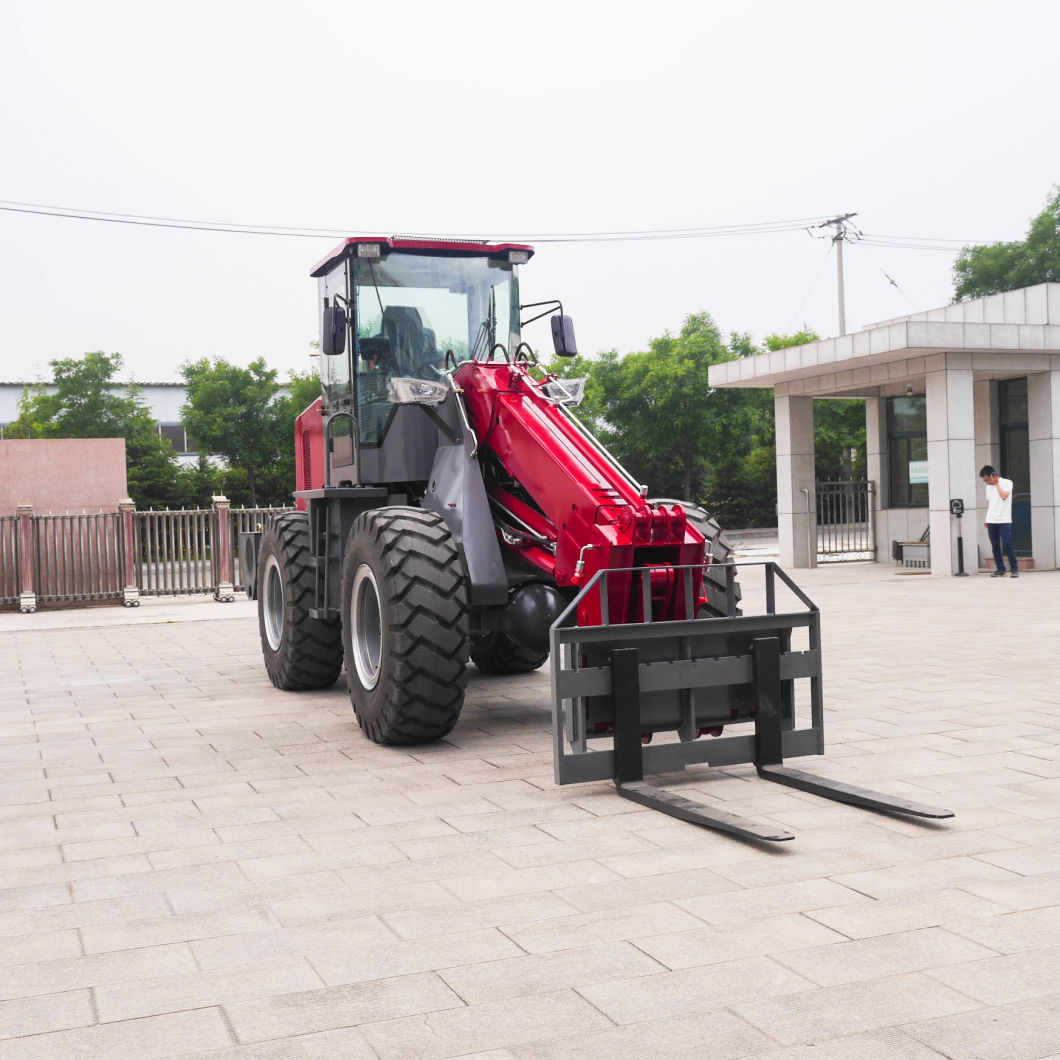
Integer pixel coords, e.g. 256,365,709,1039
707,283,1060,575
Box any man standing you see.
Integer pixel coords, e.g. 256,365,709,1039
980,465,1019,578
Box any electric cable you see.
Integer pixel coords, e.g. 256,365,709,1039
785,241,833,334
0,198,834,245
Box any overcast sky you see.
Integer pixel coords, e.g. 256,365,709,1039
2,0,1058,385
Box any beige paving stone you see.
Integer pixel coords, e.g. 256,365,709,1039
436,858,621,902
925,944,1060,1004
579,954,815,1024
501,900,707,954
163,868,353,915
829,856,1020,900
631,912,848,970
944,904,1060,953
903,994,1060,1059
772,926,998,985
360,989,611,1060
0,941,198,1001
959,869,1060,911
81,905,276,954
0,881,73,914
752,1029,947,1058
178,1025,380,1059
675,876,868,926
382,891,579,940
95,955,324,1022
438,940,663,1004
145,834,311,871
975,841,1060,876
511,1007,775,1060
0,1006,234,1059
730,971,980,1045
298,928,525,987
804,887,1008,939
266,878,457,925
223,971,463,1044
550,865,733,913
0,927,81,965
0,988,94,1041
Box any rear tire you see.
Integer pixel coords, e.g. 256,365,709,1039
470,632,548,674
341,507,469,744
258,512,343,690
650,499,742,618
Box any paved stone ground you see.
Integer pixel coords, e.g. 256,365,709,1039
1,562,1058,1059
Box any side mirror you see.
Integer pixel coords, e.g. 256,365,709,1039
551,314,578,357
322,305,347,356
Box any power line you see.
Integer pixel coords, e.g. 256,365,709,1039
0,198,834,245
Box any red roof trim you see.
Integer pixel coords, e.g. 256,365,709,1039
310,236,535,277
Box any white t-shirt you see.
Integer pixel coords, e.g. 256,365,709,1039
984,477,1013,523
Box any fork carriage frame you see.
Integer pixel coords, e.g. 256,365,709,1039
550,560,953,843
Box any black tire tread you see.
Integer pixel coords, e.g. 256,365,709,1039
343,508,469,745
259,512,343,691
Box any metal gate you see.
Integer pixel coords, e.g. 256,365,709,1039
815,480,875,562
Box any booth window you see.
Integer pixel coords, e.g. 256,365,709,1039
887,395,927,507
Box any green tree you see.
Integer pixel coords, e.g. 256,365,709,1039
8,351,183,508
180,360,321,507
181,357,293,507
953,185,1060,300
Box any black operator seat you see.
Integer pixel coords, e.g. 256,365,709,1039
380,305,439,379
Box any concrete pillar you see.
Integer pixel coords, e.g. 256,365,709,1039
973,380,994,570
865,397,886,561
212,495,236,602
17,503,37,614
1028,368,1060,569
775,394,816,568
925,360,976,575
118,499,141,608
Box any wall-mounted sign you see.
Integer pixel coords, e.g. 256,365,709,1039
908,460,929,484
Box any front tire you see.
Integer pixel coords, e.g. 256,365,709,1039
341,507,469,744
258,512,343,690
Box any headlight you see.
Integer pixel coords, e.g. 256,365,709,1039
387,377,449,406
542,377,586,407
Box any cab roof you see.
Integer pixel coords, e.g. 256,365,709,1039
310,236,535,278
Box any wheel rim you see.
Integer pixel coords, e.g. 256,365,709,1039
350,563,382,690
262,554,284,651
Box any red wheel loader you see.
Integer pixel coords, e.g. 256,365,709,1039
246,237,952,842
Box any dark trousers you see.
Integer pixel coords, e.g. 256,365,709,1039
987,522,1019,573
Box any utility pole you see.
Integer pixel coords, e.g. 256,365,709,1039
814,213,858,336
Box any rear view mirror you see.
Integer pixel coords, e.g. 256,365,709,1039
551,314,577,357
322,305,346,356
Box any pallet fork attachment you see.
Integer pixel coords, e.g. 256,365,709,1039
551,562,953,844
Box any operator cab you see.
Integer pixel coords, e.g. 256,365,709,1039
312,238,533,486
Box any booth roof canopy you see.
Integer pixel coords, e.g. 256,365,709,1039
709,282,1060,390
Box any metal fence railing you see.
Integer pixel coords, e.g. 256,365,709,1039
3,498,294,613
1,515,20,607
33,512,126,604
815,480,876,562
136,508,215,597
